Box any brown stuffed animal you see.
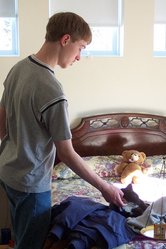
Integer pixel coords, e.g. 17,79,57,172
114,150,147,184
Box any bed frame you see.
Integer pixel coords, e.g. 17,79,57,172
72,113,166,157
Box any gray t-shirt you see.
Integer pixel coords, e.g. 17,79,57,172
0,55,72,193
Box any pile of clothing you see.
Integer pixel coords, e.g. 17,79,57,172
49,196,136,249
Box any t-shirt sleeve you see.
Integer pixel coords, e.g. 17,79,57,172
41,99,72,141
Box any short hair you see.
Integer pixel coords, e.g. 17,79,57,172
45,12,92,44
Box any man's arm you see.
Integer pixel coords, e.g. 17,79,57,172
55,139,125,207
0,106,6,140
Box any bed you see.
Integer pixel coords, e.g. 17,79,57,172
44,112,166,249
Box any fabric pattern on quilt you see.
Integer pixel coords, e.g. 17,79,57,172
128,239,166,249
52,155,122,180
51,178,110,205
52,155,166,180
51,176,123,206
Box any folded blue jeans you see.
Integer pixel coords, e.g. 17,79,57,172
0,180,51,249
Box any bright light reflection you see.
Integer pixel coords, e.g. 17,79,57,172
114,176,166,204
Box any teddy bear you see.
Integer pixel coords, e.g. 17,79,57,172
114,150,148,184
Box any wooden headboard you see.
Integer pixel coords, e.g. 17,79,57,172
71,113,166,157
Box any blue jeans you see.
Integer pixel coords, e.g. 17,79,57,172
0,180,51,249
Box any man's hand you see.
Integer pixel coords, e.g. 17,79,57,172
101,182,125,207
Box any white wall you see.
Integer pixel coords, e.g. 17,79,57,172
0,0,166,130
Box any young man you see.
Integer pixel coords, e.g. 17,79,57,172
0,12,124,249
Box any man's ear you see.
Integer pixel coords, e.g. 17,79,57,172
60,34,71,46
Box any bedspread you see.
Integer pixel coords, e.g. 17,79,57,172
49,154,166,249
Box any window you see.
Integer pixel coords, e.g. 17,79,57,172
49,0,123,57
0,0,19,56
154,0,166,57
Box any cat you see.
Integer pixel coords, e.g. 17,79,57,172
110,184,149,218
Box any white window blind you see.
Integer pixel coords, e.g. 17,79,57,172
49,0,120,26
154,0,166,24
154,0,166,56
49,0,123,56
0,0,19,56
0,0,16,17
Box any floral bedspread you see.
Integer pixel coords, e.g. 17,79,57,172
51,154,166,249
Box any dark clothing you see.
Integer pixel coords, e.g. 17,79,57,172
50,196,136,249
